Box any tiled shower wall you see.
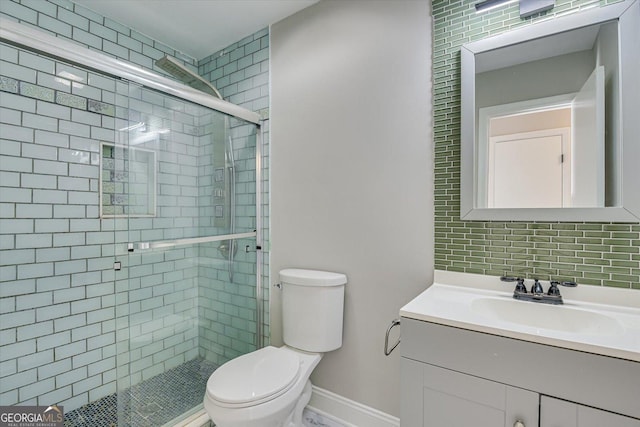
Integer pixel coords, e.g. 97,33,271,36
196,113,260,365
432,0,640,288
0,49,206,410
116,83,210,392
0,54,122,411
1,0,268,412
199,29,270,115
198,30,271,348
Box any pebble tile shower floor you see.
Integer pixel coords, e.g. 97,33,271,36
64,357,218,427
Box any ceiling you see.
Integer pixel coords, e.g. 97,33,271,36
71,0,319,60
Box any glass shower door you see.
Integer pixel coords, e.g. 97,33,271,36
107,82,260,426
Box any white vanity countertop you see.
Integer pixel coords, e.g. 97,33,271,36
400,271,640,362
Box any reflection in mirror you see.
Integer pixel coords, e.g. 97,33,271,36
460,0,640,222
476,22,615,209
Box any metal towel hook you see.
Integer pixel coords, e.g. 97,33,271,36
384,318,401,356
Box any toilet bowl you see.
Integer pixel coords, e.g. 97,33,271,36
203,346,320,427
203,269,347,427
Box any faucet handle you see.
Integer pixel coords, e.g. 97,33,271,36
515,278,527,293
547,280,561,296
504,276,527,293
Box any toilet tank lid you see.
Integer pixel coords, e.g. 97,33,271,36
279,269,347,286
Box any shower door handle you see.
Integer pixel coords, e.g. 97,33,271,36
127,232,257,252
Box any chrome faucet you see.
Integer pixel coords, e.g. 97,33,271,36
500,276,577,305
531,279,544,295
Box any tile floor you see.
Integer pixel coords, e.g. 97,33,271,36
303,408,347,427
64,357,218,427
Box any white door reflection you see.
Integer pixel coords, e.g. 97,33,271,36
478,65,604,209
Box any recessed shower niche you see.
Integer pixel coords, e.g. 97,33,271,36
100,142,157,217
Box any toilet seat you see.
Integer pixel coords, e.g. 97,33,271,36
206,346,301,408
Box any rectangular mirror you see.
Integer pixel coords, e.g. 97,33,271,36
461,0,640,222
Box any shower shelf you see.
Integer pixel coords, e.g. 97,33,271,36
128,231,257,251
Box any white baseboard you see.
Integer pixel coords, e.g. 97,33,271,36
306,385,400,427
172,408,210,427
174,386,400,427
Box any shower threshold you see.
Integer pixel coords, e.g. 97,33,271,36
64,357,218,427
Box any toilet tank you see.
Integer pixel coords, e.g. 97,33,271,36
280,269,347,353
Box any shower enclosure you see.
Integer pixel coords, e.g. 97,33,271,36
0,18,264,427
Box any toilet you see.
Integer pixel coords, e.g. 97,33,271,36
203,268,347,427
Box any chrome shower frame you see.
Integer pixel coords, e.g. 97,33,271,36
0,17,265,350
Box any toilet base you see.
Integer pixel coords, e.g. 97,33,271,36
285,380,312,427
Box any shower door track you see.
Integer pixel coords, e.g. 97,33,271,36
0,17,261,125
127,232,257,251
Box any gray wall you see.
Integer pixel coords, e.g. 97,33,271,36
270,0,433,417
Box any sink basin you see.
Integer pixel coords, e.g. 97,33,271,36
471,297,624,336
400,277,640,362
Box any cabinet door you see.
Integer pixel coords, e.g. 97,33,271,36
401,358,538,427
541,396,640,427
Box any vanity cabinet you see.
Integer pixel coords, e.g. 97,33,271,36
402,358,538,426
400,318,640,427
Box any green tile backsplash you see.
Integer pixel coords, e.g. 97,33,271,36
432,0,639,289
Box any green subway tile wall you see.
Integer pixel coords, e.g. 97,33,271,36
432,0,640,289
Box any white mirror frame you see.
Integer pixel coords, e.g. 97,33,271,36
461,0,640,222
